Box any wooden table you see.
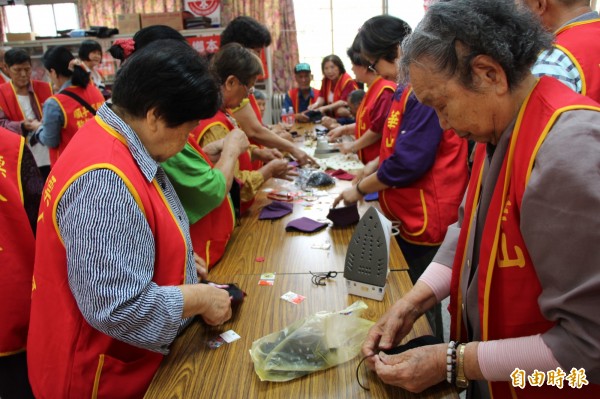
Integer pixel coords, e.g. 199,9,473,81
144,272,457,399
210,178,409,277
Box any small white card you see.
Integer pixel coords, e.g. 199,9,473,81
219,329,241,343
281,291,306,304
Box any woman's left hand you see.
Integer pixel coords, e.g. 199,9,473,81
194,252,208,280
373,343,447,393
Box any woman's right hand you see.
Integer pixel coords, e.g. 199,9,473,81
264,159,298,181
198,284,232,326
224,128,250,156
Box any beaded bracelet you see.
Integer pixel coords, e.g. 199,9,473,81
446,340,458,384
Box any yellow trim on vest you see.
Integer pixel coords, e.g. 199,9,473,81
481,82,537,342
197,121,228,143
9,82,25,120
51,164,147,246
554,18,600,35
0,347,26,357
554,43,587,95
94,116,128,147
91,354,105,399
205,240,211,266
454,148,485,341
16,135,25,206
526,104,600,186
401,189,428,237
51,96,69,129
152,180,189,283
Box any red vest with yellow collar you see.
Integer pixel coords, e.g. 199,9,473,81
28,116,189,398
288,87,320,113
321,72,358,104
0,128,35,356
554,18,600,102
0,80,52,121
194,109,254,214
185,136,236,268
449,77,600,398
355,77,396,163
379,86,468,245
49,84,104,165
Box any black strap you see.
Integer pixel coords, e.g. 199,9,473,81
59,90,97,116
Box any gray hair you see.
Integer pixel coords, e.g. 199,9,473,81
400,0,552,90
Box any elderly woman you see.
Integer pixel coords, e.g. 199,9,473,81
361,0,600,398
27,40,232,398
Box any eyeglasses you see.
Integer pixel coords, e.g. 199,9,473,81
367,58,380,74
309,271,338,286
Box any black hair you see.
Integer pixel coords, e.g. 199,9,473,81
108,25,186,62
78,40,103,61
111,39,220,127
346,35,369,67
42,46,90,88
321,54,346,75
210,42,264,86
358,15,412,63
4,48,31,67
220,16,272,49
400,0,552,89
348,89,365,106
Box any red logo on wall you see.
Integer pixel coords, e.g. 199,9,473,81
188,0,219,16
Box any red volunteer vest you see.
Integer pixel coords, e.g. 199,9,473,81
185,137,236,268
0,74,7,84
554,18,600,102
378,86,468,244
449,77,600,398
320,72,358,104
0,80,52,121
0,128,35,356
195,109,255,214
288,87,320,113
243,94,264,170
49,84,104,165
355,77,396,163
28,117,189,398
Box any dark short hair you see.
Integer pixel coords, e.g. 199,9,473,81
321,54,346,75
42,46,90,88
78,40,102,61
253,89,266,100
221,16,272,49
358,15,412,64
4,48,31,67
210,42,264,86
111,39,220,127
400,0,552,90
108,25,186,62
346,35,369,67
348,89,365,106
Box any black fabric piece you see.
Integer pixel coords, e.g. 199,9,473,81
59,90,97,116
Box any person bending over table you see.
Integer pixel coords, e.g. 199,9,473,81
221,16,316,167
27,40,232,398
361,1,600,397
308,54,358,119
334,15,469,340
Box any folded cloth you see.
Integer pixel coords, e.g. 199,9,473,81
259,201,293,220
326,203,360,227
364,192,379,202
285,217,328,233
326,169,355,181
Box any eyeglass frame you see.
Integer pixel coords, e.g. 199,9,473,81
367,57,380,74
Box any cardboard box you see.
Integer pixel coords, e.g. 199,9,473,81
117,13,141,34
6,32,36,42
141,12,190,31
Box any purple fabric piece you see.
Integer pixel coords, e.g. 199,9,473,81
326,169,355,181
259,201,293,220
288,160,299,167
285,217,328,233
326,203,360,227
376,85,445,187
364,192,379,202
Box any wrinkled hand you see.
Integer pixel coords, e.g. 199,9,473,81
327,125,347,141
266,159,299,181
361,298,421,370
194,252,208,280
277,131,294,142
202,139,225,163
224,128,250,155
320,116,339,130
373,344,446,393
199,284,232,326
23,119,41,132
253,147,283,162
332,186,362,208
335,141,355,155
295,112,310,123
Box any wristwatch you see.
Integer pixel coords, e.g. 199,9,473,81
456,343,469,388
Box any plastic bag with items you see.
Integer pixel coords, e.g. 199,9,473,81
249,301,374,382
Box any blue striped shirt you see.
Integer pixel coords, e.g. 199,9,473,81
56,103,197,355
531,11,599,94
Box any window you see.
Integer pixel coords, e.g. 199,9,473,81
3,2,79,38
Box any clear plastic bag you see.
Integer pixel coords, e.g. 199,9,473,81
249,301,374,382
